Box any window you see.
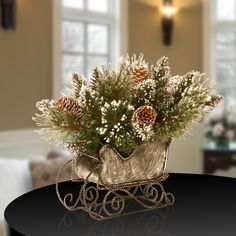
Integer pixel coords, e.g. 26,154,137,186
62,0,118,81
210,0,236,107
53,0,127,96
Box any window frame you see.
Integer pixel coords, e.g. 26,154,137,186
52,0,128,98
204,0,236,97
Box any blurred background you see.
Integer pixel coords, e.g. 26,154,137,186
0,0,236,233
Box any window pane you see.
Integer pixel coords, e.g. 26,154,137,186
62,55,84,82
62,0,84,9
216,61,236,90
216,0,236,21
216,31,236,60
88,24,108,54
87,0,108,13
225,92,236,107
87,56,108,78
62,21,84,53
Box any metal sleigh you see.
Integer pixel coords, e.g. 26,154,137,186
56,139,175,220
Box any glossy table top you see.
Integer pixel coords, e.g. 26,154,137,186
4,173,236,236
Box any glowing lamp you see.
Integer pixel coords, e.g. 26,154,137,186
160,0,178,45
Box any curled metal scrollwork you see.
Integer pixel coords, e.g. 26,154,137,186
56,159,175,220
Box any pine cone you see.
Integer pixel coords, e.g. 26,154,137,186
132,66,148,85
56,97,84,119
132,106,157,125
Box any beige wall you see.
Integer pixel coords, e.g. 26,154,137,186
129,0,203,73
129,0,204,173
0,0,52,131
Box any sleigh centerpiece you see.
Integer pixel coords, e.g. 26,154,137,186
33,55,222,220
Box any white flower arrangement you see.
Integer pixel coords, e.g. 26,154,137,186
205,107,236,146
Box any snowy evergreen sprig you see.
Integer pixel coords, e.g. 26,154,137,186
33,54,222,157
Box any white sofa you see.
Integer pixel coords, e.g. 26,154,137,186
0,158,32,236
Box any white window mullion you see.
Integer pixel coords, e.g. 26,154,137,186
108,24,112,62
63,8,116,24
62,51,109,57
84,22,88,78
84,0,87,10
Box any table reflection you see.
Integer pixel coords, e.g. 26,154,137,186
58,206,174,236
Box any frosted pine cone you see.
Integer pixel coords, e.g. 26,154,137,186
56,96,84,119
132,106,157,125
132,66,148,85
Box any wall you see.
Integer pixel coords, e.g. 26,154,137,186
129,0,202,73
0,0,52,131
129,0,204,173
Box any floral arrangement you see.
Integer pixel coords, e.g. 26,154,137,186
205,107,236,147
33,55,222,157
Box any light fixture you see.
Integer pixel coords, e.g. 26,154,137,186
160,0,178,46
1,0,16,30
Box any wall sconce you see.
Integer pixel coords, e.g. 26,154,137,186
0,0,16,30
160,0,178,46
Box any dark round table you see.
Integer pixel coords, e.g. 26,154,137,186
4,173,236,236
